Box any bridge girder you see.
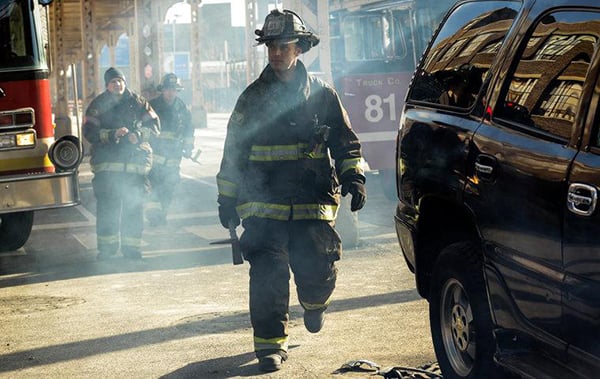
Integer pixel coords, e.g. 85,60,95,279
48,0,205,129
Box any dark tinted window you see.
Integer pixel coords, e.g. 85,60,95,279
408,1,520,109
496,11,600,140
0,0,37,70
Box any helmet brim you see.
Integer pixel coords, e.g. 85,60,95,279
157,84,184,92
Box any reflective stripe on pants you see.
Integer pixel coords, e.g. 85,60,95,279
93,171,146,253
240,218,341,354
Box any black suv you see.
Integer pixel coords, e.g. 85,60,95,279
395,0,600,378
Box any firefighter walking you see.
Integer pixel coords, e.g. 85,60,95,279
146,73,195,226
83,67,160,260
216,9,366,372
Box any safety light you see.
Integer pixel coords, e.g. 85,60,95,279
0,108,35,128
15,111,34,126
16,132,35,146
0,115,12,127
0,134,15,148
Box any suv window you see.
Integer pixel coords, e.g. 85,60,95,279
495,11,600,140
408,1,520,108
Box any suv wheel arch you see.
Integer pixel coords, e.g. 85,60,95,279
415,198,479,298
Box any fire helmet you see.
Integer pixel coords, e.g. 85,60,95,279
158,73,183,91
255,9,319,53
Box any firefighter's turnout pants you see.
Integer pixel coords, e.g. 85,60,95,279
239,217,342,357
147,158,181,223
92,171,146,254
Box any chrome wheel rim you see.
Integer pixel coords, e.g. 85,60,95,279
440,278,475,377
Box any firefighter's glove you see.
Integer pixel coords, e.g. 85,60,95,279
342,181,367,212
218,198,240,229
182,144,194,158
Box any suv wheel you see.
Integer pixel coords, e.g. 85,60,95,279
429,242,496,379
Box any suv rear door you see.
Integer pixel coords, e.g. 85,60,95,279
563,30,600,367
467,6,600,349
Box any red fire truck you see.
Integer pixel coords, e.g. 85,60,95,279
329,0,455,198
0,0,82,251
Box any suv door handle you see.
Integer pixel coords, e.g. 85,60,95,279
475,154,497,181
567,183,598,216
475,162,493,174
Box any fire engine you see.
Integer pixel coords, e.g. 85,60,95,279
283,0,456,199
0,0,82,251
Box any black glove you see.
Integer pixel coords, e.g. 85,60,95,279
342,181,367,212
218,197,240,228
182,144,194,159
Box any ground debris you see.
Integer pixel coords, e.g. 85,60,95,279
333,360,442,378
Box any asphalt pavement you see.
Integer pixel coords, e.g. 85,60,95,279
0,114,437,378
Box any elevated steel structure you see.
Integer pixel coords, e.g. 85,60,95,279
47,0,205,130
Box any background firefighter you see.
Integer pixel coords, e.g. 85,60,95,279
146,73,195,226
83,67,160,260
216,9,367,373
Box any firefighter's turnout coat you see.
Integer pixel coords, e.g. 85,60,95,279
217,61,364,221
146,95,194,221
217,61,365,355
149,95,193,169
83,88,160,254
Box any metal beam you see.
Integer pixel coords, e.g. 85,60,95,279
282,0,331,83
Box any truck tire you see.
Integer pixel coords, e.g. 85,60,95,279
429,242,497,379
0,211,34,252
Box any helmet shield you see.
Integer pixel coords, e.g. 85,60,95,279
255,9,319,53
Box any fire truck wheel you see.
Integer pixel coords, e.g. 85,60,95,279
0,211,34,252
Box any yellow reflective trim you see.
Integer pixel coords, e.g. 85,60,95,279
237,202,290,220
145,201,161,211
157,131,179,139
100,129,112,144
164,160,181,168
217,177,238,198
152,155,181,167
303,148,327,159
97,235,119,244
91,162,150,175
293,204,338,221
339,158,363,176
254,336,289,351
154,155,167,165
249,143,313,161
122,236,141,248
300,298,331,310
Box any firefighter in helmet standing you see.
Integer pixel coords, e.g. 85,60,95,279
83,67,160,260
146,73,194,226
216,9,366,372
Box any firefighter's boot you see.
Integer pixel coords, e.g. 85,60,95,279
146,209,166,227
304,308,326,333
258,353,284,372
96,250,116,261
122,248,142,260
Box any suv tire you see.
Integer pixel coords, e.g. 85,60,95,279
429,242,496,379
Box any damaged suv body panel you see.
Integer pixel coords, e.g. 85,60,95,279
395,0,600,377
